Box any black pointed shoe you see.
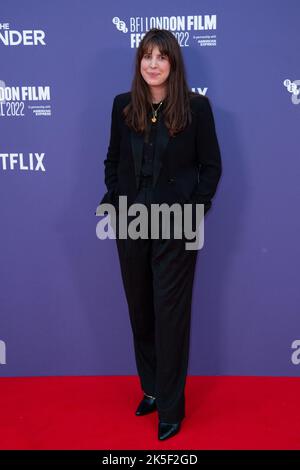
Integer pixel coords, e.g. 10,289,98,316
135,394,157,416
158,421,181,440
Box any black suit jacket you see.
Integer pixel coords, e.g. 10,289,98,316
96,91,222,215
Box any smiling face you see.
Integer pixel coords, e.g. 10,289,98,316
140,44,171,97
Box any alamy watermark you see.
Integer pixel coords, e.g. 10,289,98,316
0,340,6,365
95,196,205,250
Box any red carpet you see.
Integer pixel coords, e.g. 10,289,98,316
0,375,299,450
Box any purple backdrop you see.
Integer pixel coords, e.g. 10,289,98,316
1,0,300,377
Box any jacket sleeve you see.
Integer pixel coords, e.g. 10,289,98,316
95,95,121,212
190,96,222,214
104,95,121,191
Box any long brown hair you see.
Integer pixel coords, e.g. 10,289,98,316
123,28,196,137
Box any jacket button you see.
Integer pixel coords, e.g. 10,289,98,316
168,177,175,183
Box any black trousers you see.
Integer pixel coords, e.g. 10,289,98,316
114,177,198,423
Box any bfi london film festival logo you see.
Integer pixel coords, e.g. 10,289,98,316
0,21,46,46
95,196,205,251
291,340,300,365
0,340,6,365
0,80,52,118
112,14,217,48
283,79,300,105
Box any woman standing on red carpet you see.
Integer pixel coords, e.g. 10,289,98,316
97,28,222,440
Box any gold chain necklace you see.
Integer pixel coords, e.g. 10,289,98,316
150,101,163,123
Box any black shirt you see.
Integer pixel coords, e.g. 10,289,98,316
140,102,163,179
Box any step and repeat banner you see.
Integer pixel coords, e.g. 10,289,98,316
1,0,299,377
